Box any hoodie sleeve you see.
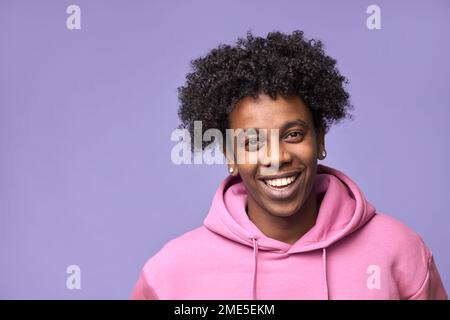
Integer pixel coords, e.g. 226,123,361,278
408,254,448,300
130,270,159,300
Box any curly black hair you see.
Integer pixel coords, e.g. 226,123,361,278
177,30,354,152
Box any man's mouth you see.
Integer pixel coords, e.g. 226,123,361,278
257,170,303,200
263,174,299,189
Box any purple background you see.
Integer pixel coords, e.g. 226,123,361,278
1,0,449,299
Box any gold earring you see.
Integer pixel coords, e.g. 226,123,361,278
228,167,235,174
319,149,327,160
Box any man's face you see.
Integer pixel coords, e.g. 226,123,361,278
225,93,325,218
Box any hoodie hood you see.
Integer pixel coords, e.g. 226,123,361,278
203,163,377,299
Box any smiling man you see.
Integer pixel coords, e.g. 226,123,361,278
131,30,447,300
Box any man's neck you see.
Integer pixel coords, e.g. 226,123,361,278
246,193,319,245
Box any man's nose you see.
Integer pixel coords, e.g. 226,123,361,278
259,141,292,172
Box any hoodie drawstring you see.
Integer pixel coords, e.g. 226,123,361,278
251,237,259,300
251,237,329,300
322,248,329,300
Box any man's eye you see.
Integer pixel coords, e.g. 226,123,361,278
245,139,259,148
244,137,265,151
286,131,304,140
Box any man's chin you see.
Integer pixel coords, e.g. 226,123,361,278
264,203,303,218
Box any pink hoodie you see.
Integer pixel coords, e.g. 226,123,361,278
131,163,447,300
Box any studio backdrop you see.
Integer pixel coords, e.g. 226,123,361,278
0,0,449,299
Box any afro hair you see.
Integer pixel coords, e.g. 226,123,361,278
177,30,354,151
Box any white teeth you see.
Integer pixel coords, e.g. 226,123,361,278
264,174,298,188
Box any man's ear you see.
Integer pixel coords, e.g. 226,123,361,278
222,143,227,158
222,142,235,166
222,142,239,175
316,126,325,152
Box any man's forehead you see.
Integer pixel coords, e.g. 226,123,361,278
230,100,310,127
230,117,309,131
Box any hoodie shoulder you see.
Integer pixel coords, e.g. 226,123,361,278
368,213,430,252
141,226,213,277
132,226,211,299
365,212,434,298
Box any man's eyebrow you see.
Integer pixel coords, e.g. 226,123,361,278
280,119,308,131
238,119,308,133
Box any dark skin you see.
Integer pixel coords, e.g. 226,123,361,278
223,93,326,245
